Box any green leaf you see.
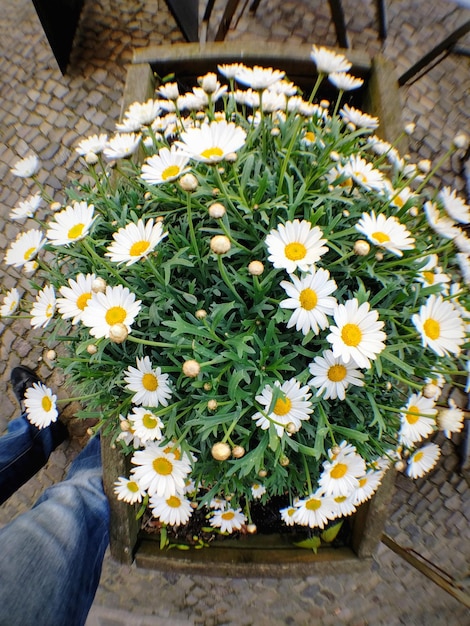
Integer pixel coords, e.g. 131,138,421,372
321,521,343,543
294,536,321,553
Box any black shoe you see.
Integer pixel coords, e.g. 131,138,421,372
10,366,42,406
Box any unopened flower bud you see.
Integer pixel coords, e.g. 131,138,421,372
207,399,218,411
258,469,267,478
423,382,440,399
182,359,201,377
190,502,198,509
404,122,416,135
394,460,406,472
320,99,329,109
156,215,164,223
203,382,212,391
418,159,431,174
50,201,62,212
179,173,198,191
195,309,207,320
46,349,57,361
144,191,152,200
211,442,231,461
198,72,218,93
212,187,220,196
342,209,350,217
453,133,468,149
271,127,280,136
330,151,340,161
246,523,257,534
354,239,370,256
92,277,107,293
109,323,128,343
331,445,341,457
85,152,99,165
120,419,131,432
87,427,95,436
375,251,384,261
232,445,245,459
225,152,238,163
280,455,290,467
409,207,419,217
286,422,297,434
210,235,231,255
248,260,264,276
86,344,98,355
208,202,226,219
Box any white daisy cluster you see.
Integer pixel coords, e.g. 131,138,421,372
3,46,469,541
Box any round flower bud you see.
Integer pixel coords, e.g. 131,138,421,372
418,159,431,174
190,502,198,509
354,239,370,256
92,277,107,293
280,455,290,467
453,133,468,149
87,427,95,436
195,309,207,320
198,72,218,93
86,344,98,355
375,251,384,262
85,152,99,165
182,359,201,378
144,191,152,200
342,209,350,217
320,99,330,109
423,382,440,399
50,201,62,212
394,460,406,472
232,445,245,459
331,445,341,457
120,419,131,432
211,442,231,461
207,399,218,411
225,152,238,163
404,122,416,135
246,524,257,534
409,207,419,217
258,469,268,478
156,215,164,223
203,382,212,391
109,323,128,344
248,260,264,276
46,349,57,361
179,173,198,191
208,202,226,219
271,127,280,137
385,381,392,391
210,235,231,255
212,187,220,196
330,151,340,161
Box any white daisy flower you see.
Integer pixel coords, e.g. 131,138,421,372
105,218,167,266
10,192,42,221
23,260,39,276
310,45,352,74
293,491,337,529
412,294,465,357
0,288,20,317
279,268,337,335
30,285,56,329
183,478,197,495
385,184,416,210
318,449,366,496
351,469,383,506
251,483,267,499
5,229,45,267
158,82,180,100
327,298,386,369
332,493,357,518
75,134,108,157
46,201,95,246
439,187,470,224
24,382,58,428
437,398,465,438
340,104,379,130
113,476,146,504
81,284,142,339
57,273,95,325
210,508,247,533
399,393,437,447
119,99,161,130
141,146,190,185
265,219,328,274
280,505,297,526
356,211,415,257
124,355,171,407
454,229,470,254
340,155,385,192
252,378,313,437
308,350,364,400
175,121,246,164
11,154,39,178
150,492,193,526
103,133,141,160
131,441,191,498
234,65,285,90
217,62,246,80
424,201,460,240
209,497,228,510
328,72,364,91
128,406,164,442
415,255,450,292
406,443,441,479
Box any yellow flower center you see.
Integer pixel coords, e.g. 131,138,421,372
166,495,182,508
201,146,224,160
327,364,347,382
68,223,85,240
46,304,54,318
164,445,182,460
76,292,92,311
299,288,318,311
422,271,435,285
221,511,235,520
105,305,127,325
413,451,424,463
372,231,390,243
305,498,321,511
143,413,158,429
129,240,150,257
405,405,421,424
8,301,17,313
330,462,348,479
127,481,140,493
358,477,367,488
23,246,36,260
152,457,173,476
335,495,347,503
284,242,307,261
142,372,158,391
341,323,362,347
394,196,405,208
42,395,52,412
354,171,368,184
162,165,181,180
273,396,292,416
423,318,440,340
304,131,315,142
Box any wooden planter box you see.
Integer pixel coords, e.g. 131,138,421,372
102,42,403,574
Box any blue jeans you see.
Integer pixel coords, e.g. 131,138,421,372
0,415,110,626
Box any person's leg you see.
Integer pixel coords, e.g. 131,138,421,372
0,437,110,626
0,413,68,505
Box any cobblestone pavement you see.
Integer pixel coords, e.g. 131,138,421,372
0,0,469,624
